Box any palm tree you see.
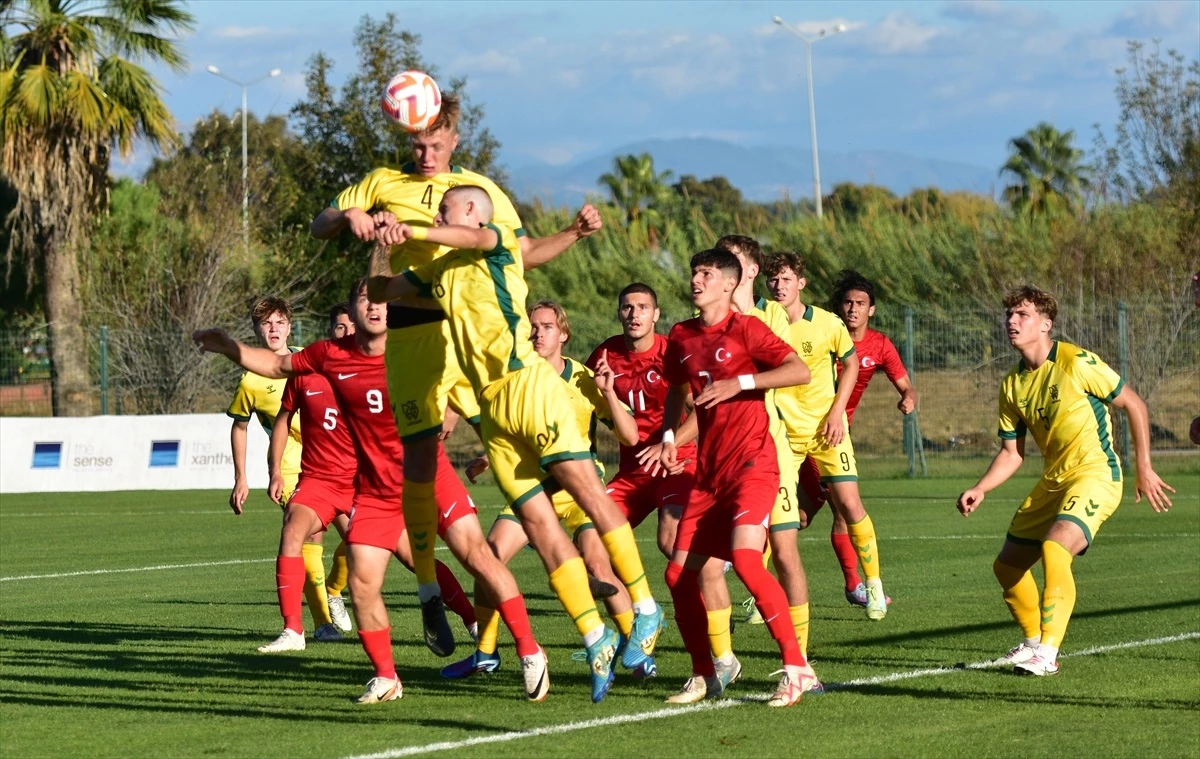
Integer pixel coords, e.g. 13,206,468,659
599,152,673,225
1000,122,1091,219
1,0,193,415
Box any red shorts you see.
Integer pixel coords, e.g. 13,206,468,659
287,476,354,528
673,468,779,561
346,459,478,551
797,456,828,523
606,468,696,528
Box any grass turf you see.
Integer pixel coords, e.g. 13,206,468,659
1,470,1198,758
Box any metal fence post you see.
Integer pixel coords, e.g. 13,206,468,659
99,326,109,415
294,320,303,348
1117,302,1132,466
903,307,916,478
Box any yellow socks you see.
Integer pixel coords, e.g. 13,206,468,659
706,607,733,660
475,604,501,655
599,523,653,609
326,540,349,597
847,514,881,582
790,603,810,657
993,558,1041,641
613,609,635,638
301,542,332,626
1040,541,1077,651
763,540,773,568
405,480,438,592
548,557,604,638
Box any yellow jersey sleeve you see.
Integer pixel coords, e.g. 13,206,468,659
332,168,387,214
831,318,856,362
1061,346,1124,402
997,370,1026,440
570,361,613,426
226,374,255,422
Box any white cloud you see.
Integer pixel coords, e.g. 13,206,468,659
864,12,942,55
1107,0,1196,36
210,26,276,40
941,0,1048,28
453,49,522,75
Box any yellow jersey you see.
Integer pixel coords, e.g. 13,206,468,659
748,297,792,437
226,369,302,476
998,340,1124,483
403,223,538,396
558,356,617,457
774,303,857,437
332,163,525,271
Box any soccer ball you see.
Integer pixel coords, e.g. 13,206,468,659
380,70,442,133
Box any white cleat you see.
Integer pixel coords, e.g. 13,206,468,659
797,662,824,695
328,596,352,632
314,623,343,642
520,646,550,702
356,676,403,704
1014,653,1060,677
257,628,305,653
767,670,804,708
1001,642,1038,665
665,675,720,704
865,578,888,621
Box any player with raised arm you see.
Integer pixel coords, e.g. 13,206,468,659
225,297,335,638
794,270,914,607
260,303,357,651
957,285,1174,676
659,248,819,707
368,186,665,702
195,280,547,705
765,251,891,621
443,300,648,681
311,97,602,657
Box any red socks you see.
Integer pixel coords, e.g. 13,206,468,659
276,556,305,634
497,596,540,658
831,531,862,592
665,561,714,677
731,548,806,667
435,560,477,626
358,627,397,679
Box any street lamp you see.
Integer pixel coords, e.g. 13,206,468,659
772,16,849,218
205,65,282,252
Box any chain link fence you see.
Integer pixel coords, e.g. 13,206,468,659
3,305,1196,475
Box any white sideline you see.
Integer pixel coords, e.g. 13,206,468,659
342,631,1200,759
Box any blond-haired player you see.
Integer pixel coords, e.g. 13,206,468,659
311,96,599,655
958,285,1174,676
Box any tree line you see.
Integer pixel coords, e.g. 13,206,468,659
1,4,1196,415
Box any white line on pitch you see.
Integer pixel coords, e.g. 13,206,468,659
342,631,1200,759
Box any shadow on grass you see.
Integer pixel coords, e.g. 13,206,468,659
842,681,1200,712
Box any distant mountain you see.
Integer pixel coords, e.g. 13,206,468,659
508,138,997,206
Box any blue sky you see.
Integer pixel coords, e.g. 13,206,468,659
115,0,1200,181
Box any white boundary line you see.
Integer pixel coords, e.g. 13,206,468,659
0,558,275,582
342,631,1200,759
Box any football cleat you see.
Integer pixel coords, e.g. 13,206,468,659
356,676,402,704
741,597,764,625
420,596,456,657
623,606,664,669
520,647,550,702
631,657,658,680
1014,653,1060,677
767,670,804,708
797,661,824,695
714,656,742,692
440,649,501,679
314,623,343,642
865,578,888,621
1002,642,1038,665
327,596,353,632
585,627,618,703
588,574,620,600
665,675,719,704
846,582,893,608
257,628,305,653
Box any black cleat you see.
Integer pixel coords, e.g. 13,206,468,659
421,596,456,658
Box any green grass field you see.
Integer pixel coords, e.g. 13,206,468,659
2,467,1198,758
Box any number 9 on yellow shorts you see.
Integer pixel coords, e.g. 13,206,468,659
787,420,858,484
386,320,475,441
480,360,593,508
1007,473,1123,547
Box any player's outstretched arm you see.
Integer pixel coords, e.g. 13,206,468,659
1111,386,1175,512
957,437,1025,516
522,204,603,270
694,352,810,409
192,329,295,379
267,411,292,506
310,206,397,242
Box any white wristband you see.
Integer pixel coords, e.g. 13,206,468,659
662,429,675,445
737,374,756,391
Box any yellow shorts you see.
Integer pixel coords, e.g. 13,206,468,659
769,421,801,531
498,488,596,540
385,320,481,441
787,413,858,483
480,360,592,508
279,471,299,508
1007,472,1123,546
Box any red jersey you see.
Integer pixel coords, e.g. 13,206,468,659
289,335,403,499
837,328,907,425
587,333,698,474
663,311,795,488
279,372,357,486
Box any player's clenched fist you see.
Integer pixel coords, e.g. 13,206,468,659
956,488,985,516
193,328,236,356
572,204,602,239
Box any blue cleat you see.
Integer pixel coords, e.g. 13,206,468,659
631,657,657,680
615,632,628,662
623,606,664,670
585,627,618,703
440,649,501,679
